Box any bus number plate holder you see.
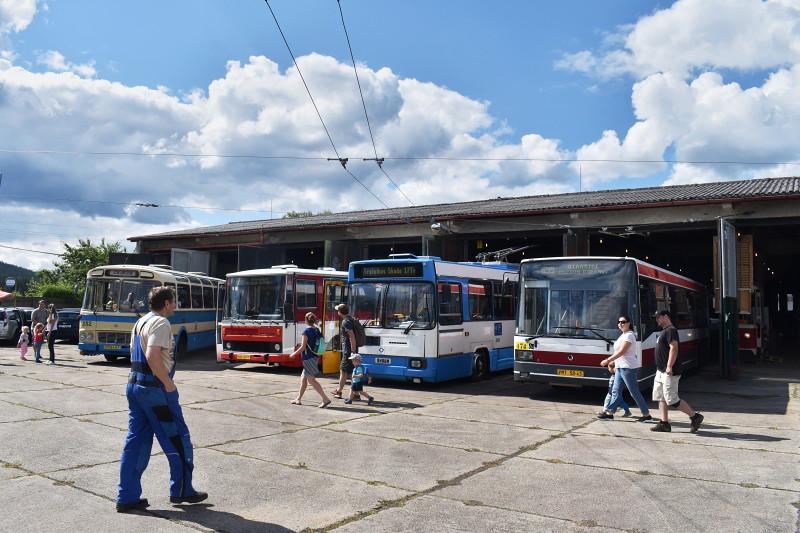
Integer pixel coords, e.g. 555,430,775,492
375,357,391,364
104,344,122,351
235,354,251,361
556,369,584,377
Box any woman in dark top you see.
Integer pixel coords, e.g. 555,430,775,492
289,312,332,408
45,304,59,365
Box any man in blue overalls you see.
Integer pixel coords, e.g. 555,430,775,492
116,287,208,512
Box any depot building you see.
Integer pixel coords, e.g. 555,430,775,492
129,176,800,365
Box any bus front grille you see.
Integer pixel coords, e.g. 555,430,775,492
98,332,131,344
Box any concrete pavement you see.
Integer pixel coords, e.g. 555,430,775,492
1,340,798,532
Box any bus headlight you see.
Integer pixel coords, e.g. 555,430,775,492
274,343,281,352
79,332,94,342
409,358,426,369
516,350,533,361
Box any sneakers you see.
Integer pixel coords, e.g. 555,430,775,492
622,410,632,418
45,361,54,366
170,491,208,504
343,399,353,404
650,420,672,432
690,412,704,433
636,414,653,422
596,411,614,420
367,396,374,406
116,498,149,513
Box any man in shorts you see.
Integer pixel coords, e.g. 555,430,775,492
651,310,704,433
332,303,359,399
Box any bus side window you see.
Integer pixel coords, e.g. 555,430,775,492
438,282,463,325
296,280,316,309
639,280,658,339
202,285,213,309
492,280,516,320
177,284,190,309
467,280,492,321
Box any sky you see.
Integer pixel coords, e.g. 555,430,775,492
1,0,800,270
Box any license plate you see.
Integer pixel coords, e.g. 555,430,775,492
556,369,584,377
104,344,122,351
235,354,251,361
375,357,391,364
59,324,71,328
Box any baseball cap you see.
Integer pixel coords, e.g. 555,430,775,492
348,353,361,360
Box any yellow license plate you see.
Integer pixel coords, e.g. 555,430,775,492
104,344,122,351
556,369,584,377
515,340,529,350
235,354,251,361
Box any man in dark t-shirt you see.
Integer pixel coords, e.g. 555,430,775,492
333,304,358,399
651,310,703,433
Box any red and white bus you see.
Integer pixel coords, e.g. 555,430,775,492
216,265,348,368
514,257,709,387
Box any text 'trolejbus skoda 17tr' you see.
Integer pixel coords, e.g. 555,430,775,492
514,257,709,387
348,254,519,383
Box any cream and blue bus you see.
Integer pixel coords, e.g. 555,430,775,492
348,255,519,383
79,265,224,362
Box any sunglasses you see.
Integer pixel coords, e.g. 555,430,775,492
617,320,628,324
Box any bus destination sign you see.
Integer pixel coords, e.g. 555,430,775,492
354,263,423,279
106,269,140,278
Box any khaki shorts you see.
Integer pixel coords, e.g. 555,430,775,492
652,370,681,405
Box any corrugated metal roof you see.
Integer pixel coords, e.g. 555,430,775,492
131,176,800,241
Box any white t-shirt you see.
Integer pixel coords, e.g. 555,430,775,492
131,312,174,373
613,331,639,369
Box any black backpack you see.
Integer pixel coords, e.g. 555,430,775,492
346,316,366,348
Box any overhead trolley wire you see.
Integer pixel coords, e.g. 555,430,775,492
262,0,390,208
335,0,414,206
2,147,798,167
0,243,62,256
2,194,287,214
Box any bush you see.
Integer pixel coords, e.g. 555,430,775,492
39,284,80,305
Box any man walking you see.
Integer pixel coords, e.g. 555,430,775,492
31,300,48,362
116,287,207,512
651,310,704,433
332,303,358,399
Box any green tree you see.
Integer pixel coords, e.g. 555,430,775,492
26,239,123,297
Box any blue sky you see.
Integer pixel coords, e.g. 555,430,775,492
2,0,800,269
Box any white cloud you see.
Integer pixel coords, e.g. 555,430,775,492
0,0,36,34
36,50,96,78
557,0,800,80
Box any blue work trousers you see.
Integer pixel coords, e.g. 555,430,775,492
117,378,196,504
605,367,650,415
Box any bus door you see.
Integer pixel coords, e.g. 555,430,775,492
322,279,348,372
215,281,224,358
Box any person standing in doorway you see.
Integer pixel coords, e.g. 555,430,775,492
598,315,652,421
650,310,704,433
332,303,358,400
116,287,207,513
45,304,59,365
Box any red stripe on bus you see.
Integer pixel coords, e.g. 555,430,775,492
636,264,705,292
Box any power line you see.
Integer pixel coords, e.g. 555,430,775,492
261,0,389,208
0,243,62,256
336,0,414,206
3,194,288,214
2,146,798,166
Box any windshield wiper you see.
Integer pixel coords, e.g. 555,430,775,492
552,326,613,344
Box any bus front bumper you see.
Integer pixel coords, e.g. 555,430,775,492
218,351,300,367
360,354,434,383
79,343,130,357
514,361,610,387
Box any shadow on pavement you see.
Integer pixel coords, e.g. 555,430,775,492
151,504,295,533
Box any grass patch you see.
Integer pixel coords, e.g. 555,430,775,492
545,458,567,464
739,482,759,489
576,519,600,527
461,499,483,507
636,470,655,476
52,480,75,486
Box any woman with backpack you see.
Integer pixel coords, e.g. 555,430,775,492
289,312,332,408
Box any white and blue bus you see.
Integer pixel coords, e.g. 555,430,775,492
348,255,519,383
79,265,224,362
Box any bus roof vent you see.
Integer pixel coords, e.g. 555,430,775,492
388,253,418,259
318,267,336,271
187,271,208,276
148,264,173,270
271,264,299,269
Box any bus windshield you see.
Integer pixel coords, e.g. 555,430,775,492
226,275,287,320
518,260,637,339
350,282,434,329
83,278,161,313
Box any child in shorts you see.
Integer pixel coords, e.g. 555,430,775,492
344,354,374,405
17,326,31,361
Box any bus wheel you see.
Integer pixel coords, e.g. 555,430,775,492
175,334,188,362
104,354,119,362
471,351,489,381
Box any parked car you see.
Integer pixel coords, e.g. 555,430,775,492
55,308,81,343
0,308,26,344
18,307,34,330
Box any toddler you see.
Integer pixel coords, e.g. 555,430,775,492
601,362,631,417
17,326,31,361
32,323,45,363
344,354,374,405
